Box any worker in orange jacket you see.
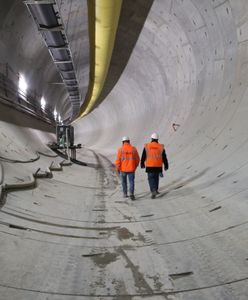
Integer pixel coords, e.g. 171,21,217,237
115,136,140,200
141,133,169,199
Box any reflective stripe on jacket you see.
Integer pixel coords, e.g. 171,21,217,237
145,142,164,167
115,143,140,172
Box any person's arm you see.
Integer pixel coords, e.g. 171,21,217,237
140,148,146,168
134,148,140,169
115,149,121,172
162,149,169,170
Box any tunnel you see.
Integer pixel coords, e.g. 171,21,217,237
0,0,248,299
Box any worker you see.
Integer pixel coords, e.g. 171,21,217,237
115,136,140,200
141,133,169,199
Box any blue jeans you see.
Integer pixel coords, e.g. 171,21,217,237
147,172,159,192
121,172,135,195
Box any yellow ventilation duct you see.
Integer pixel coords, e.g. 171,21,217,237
76,0,123,120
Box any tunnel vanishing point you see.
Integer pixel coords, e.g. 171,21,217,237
0,0,248,299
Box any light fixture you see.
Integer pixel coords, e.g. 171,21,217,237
18,74,28,99
40,97,46,110
54,109,58,120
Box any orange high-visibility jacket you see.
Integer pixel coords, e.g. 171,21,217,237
115,143,140,172
145,142,164,167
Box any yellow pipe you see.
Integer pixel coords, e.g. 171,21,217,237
75,0,123,121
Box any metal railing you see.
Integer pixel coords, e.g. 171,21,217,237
0,63,55,125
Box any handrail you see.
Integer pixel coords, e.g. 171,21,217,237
0,70,55,125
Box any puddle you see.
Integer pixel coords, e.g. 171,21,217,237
117,227,134,240
91,252,120,267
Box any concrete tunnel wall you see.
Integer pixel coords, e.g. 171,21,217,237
0,0,248,299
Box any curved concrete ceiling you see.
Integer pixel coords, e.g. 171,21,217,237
0,0,89,120
0,0,248,299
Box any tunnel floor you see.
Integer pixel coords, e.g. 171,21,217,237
0,146,247,300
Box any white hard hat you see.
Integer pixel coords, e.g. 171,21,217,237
122,136,130,142
151,133,159,139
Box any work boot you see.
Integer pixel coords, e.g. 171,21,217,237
151,191,156,199
123,193,128,198
130,194,135,201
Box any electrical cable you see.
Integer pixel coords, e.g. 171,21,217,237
0,153,40,164
0,162,4,185
50,148,87,166
4,173,35,191
37,151,58,158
